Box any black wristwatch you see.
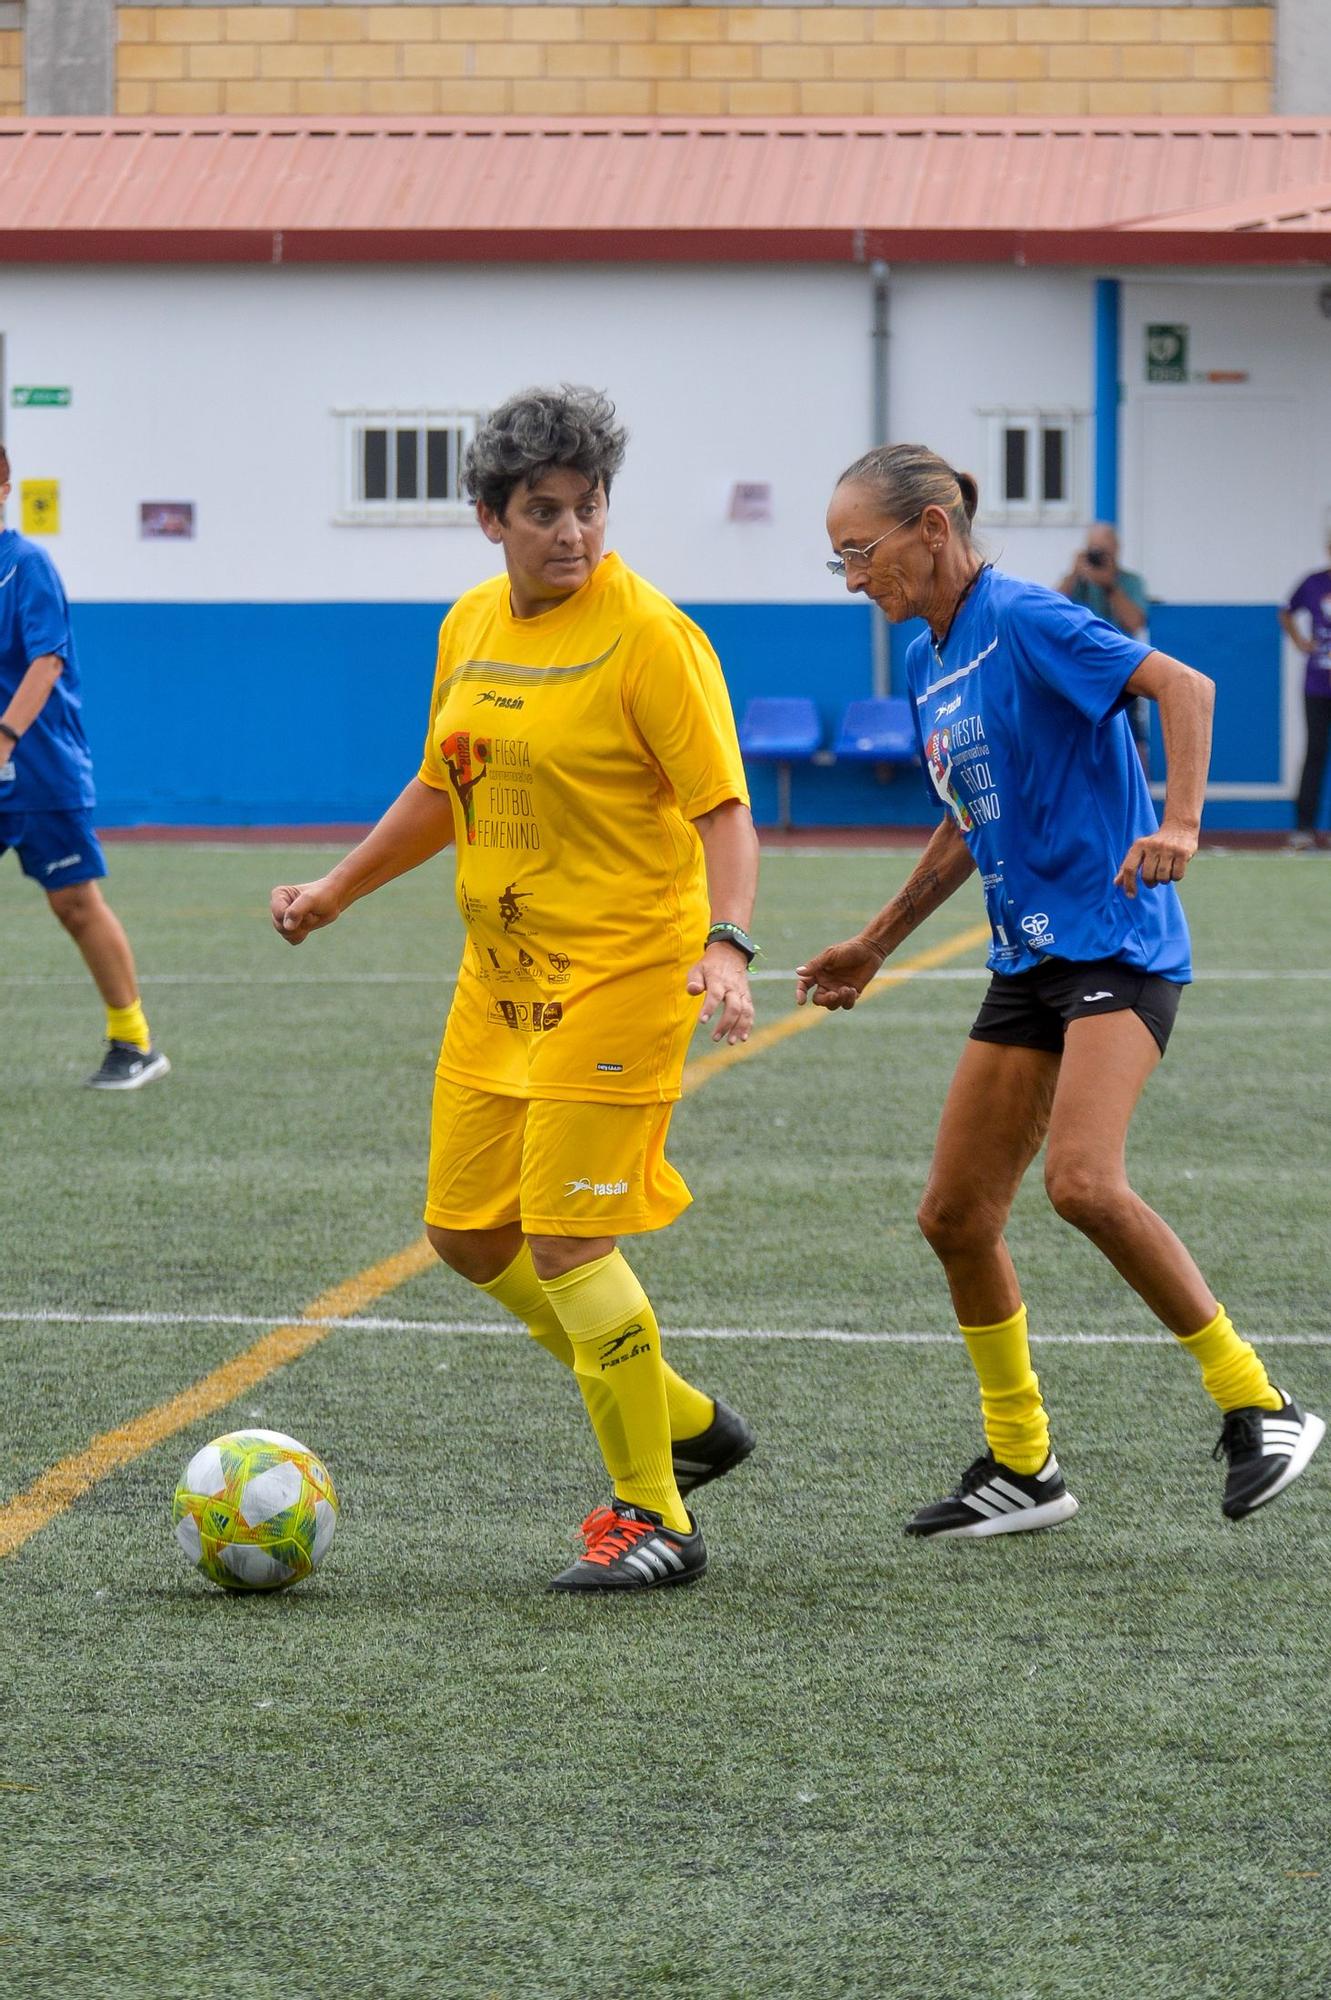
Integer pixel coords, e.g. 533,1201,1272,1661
705,921,758,965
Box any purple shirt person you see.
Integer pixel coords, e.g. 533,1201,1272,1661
1279,547,1331,846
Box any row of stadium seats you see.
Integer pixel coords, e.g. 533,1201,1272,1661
737,696,919,831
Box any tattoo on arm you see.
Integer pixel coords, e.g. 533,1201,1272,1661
893,867,941,930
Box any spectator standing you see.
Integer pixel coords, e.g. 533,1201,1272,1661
1278,538,1331,850
1057,524,1151,770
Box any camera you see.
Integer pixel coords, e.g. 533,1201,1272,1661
1084,548,1111,571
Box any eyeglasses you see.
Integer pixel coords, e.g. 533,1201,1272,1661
826,512,923,577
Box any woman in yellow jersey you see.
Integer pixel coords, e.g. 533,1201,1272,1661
271,387,759,1593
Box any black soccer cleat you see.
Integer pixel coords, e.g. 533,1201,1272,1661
672,1397,756,1497
85,1041,172,1091
1212,1391,1325,1520
548,1498,707,1594
904,1449,1079,1540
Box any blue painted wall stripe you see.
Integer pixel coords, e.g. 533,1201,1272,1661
68,598,1288,830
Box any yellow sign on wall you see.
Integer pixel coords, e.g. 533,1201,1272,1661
20,480,60,536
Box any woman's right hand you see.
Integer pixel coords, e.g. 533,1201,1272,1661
270,877,343,945
795,936,886,1010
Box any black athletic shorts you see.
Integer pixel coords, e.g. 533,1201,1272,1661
969,957,1184,1058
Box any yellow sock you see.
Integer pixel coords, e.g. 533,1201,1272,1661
541,1250,689,1532
479,1245,714,1440
106,999,150,1052
960,1304,1050,1475
477,1244,573,1366
1177,1305,1281,1413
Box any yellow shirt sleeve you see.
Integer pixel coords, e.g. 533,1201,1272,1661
624,614,749,821
417,623,453,793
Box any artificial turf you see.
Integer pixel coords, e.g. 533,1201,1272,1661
2,843,1329,1998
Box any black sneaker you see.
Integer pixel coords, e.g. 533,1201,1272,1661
672,1398,756,1498
85,1041,171,1091
548,1498,707,1594
904,1450,1079,1540
1213,1391,1325,1520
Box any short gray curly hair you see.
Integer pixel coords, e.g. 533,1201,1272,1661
463,385,628,516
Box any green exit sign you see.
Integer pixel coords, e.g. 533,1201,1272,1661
11,386,72,408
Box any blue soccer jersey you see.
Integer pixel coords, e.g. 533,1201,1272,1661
905,568,1192,981
0,528,95,811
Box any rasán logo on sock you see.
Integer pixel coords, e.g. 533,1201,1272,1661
598,1323,651,1370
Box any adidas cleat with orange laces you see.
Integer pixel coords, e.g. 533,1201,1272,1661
547,1498,708,1594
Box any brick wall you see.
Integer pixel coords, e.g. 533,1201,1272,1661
0,23,22,110
115,7,1273,121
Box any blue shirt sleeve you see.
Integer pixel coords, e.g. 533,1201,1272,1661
1008,587,1151,727
16,547,70,666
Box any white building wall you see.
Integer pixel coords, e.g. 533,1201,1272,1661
0,261,881,606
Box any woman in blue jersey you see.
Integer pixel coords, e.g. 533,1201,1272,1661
0,445,168,1088
797,443,1321,1536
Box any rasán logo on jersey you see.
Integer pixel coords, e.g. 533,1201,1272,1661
475,690,524,711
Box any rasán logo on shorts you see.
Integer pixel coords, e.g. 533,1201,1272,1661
563,1176,630,1198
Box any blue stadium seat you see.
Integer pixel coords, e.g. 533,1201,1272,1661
738,697,822,829
834,697,918,765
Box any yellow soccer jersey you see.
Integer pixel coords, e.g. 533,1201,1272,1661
419,551,749,1103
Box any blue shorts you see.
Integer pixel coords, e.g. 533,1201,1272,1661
0,808,107,889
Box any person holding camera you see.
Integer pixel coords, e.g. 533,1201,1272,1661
1058,525,1151,768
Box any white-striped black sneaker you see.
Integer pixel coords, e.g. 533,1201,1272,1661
904,1450,1079,1540
85,1041,171,1091
1213,1390,1325,1520
547,1499,707,1594
672,1398,756,1497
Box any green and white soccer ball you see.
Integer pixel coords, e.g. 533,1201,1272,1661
172,1429,339,1592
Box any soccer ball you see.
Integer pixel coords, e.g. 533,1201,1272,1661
172,1429,338,1592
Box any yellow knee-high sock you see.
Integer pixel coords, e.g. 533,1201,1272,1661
960,1305,1050,1475
1177,1305,1281,1413
476,1244,573,1366
479,1245,714,1440
540,1250,689,1532
106,999,150,1052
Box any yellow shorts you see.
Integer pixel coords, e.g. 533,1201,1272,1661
424,1080,693,1238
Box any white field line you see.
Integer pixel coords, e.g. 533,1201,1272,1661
4,967,1330,989
1,1308,1328,1346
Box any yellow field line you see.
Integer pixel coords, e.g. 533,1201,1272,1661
0,919,988,1561
0,1238,436,1560
681,920,990,1093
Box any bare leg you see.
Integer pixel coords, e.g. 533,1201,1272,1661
1042,1011,1216,1334
46,881,139,1010
917,1037,1062,1321
426,1221,526,1285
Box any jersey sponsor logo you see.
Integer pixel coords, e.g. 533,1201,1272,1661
1020,912,1056,950
475,690,524,711
595,1062,623,1073
487,998,563,1032
498,881,532,931
935,692,963,719
44,852,83,875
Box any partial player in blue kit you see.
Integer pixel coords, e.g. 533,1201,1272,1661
799,441,1322,1535
0,444,168,1089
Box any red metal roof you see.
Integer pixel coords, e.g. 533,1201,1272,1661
2,117,1331,265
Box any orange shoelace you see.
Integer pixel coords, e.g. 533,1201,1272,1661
577,1506,658,1568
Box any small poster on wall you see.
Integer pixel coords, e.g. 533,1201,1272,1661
21,480,59,535
140,502,196,539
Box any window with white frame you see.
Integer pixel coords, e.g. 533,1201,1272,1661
335,408,484,524
979,409,1086,524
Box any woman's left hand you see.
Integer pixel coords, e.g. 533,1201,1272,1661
687,942,754,1045
1115,822,1199,898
